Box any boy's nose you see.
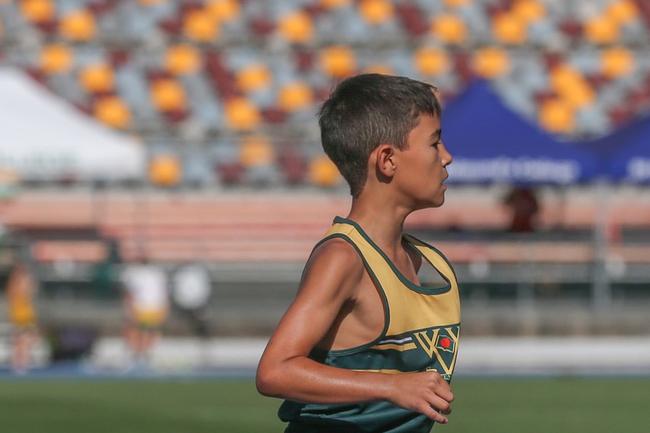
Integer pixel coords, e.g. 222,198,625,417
441,142,453,166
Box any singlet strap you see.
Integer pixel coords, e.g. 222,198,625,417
403,233,459,290
309,226,391,355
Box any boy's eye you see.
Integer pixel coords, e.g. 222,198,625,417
431,130,442,147
430,129,442,147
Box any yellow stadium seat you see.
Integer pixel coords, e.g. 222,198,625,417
240,135,274,167
549,65,594,109
184,9,219,42
319,46,357,78
560,82,594,109
236,64,271,93
492,13,527,44
431,14,467,45
165,44,201,75
60,10,96,41
362,64,394,75
206,0,240,23
40,44,73,74
471,47,510,78
320,0,350,8
94,96,131,129
310,155,341,188
278,10,313,44
359,0,394,25
225,97,261,130
539,99,575,134
584,15,619,44
20,0,55,23
549,65,594,107
601,47,634,78
549,65,582,91
512,0,545,24
150,79,187,112
278,82,314,112
413,47,450,76
606,0,638,25
80,64,114,93
149,155,182,187
443,0,471,7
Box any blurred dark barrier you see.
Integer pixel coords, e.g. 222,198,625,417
48,326,98,361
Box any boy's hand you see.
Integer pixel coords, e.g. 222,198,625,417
386,371,454,424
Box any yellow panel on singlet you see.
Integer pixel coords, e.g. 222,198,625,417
322,216,460,337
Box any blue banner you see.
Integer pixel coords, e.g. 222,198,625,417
442,81,601,185
582,115,650,184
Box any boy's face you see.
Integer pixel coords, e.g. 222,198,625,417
395,113,452,209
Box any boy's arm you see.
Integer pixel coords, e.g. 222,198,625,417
256,238,453,423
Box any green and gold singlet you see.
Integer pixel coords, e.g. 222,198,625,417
279,216,461,433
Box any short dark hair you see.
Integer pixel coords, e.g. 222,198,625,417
319,73,441,198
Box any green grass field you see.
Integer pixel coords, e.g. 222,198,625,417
1,378,648,433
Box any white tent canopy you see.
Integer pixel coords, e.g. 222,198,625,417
0,68,145,181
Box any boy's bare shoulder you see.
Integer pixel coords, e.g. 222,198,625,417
302,236,365,296
310,236,364,274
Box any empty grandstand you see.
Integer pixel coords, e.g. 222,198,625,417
1,0,649,188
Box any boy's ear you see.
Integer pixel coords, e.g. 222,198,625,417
374,144,396,177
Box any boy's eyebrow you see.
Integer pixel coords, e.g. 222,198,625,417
431,129,442,139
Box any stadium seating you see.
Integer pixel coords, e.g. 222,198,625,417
1,190,649,265
1,0,650,189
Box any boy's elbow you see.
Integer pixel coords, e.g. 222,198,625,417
256,363,283,397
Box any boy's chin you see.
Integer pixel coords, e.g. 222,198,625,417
430,192,446,208
416,196,445,210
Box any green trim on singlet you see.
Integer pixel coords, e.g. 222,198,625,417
308,233,391,356
322,323,461,372
404,233,459,284
333,216,452,295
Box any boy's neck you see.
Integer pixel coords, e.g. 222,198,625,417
346,197,412,257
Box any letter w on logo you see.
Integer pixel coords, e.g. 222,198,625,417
414,329,439,359
414,327,459,377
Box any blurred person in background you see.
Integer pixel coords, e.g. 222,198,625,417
503,186,540,233
120,254,169,369
6,257,38,374
171,261,213,368
171,261,212,338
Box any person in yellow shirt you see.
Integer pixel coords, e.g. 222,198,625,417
6,259,38,373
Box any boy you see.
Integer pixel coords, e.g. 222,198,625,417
257,74,459,433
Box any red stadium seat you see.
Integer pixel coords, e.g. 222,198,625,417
216,161,245,185
261,106,289,124
395,3,428,37
277,146,308,185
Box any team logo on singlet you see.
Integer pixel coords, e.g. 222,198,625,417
413,325,460,379
435,334,456,354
